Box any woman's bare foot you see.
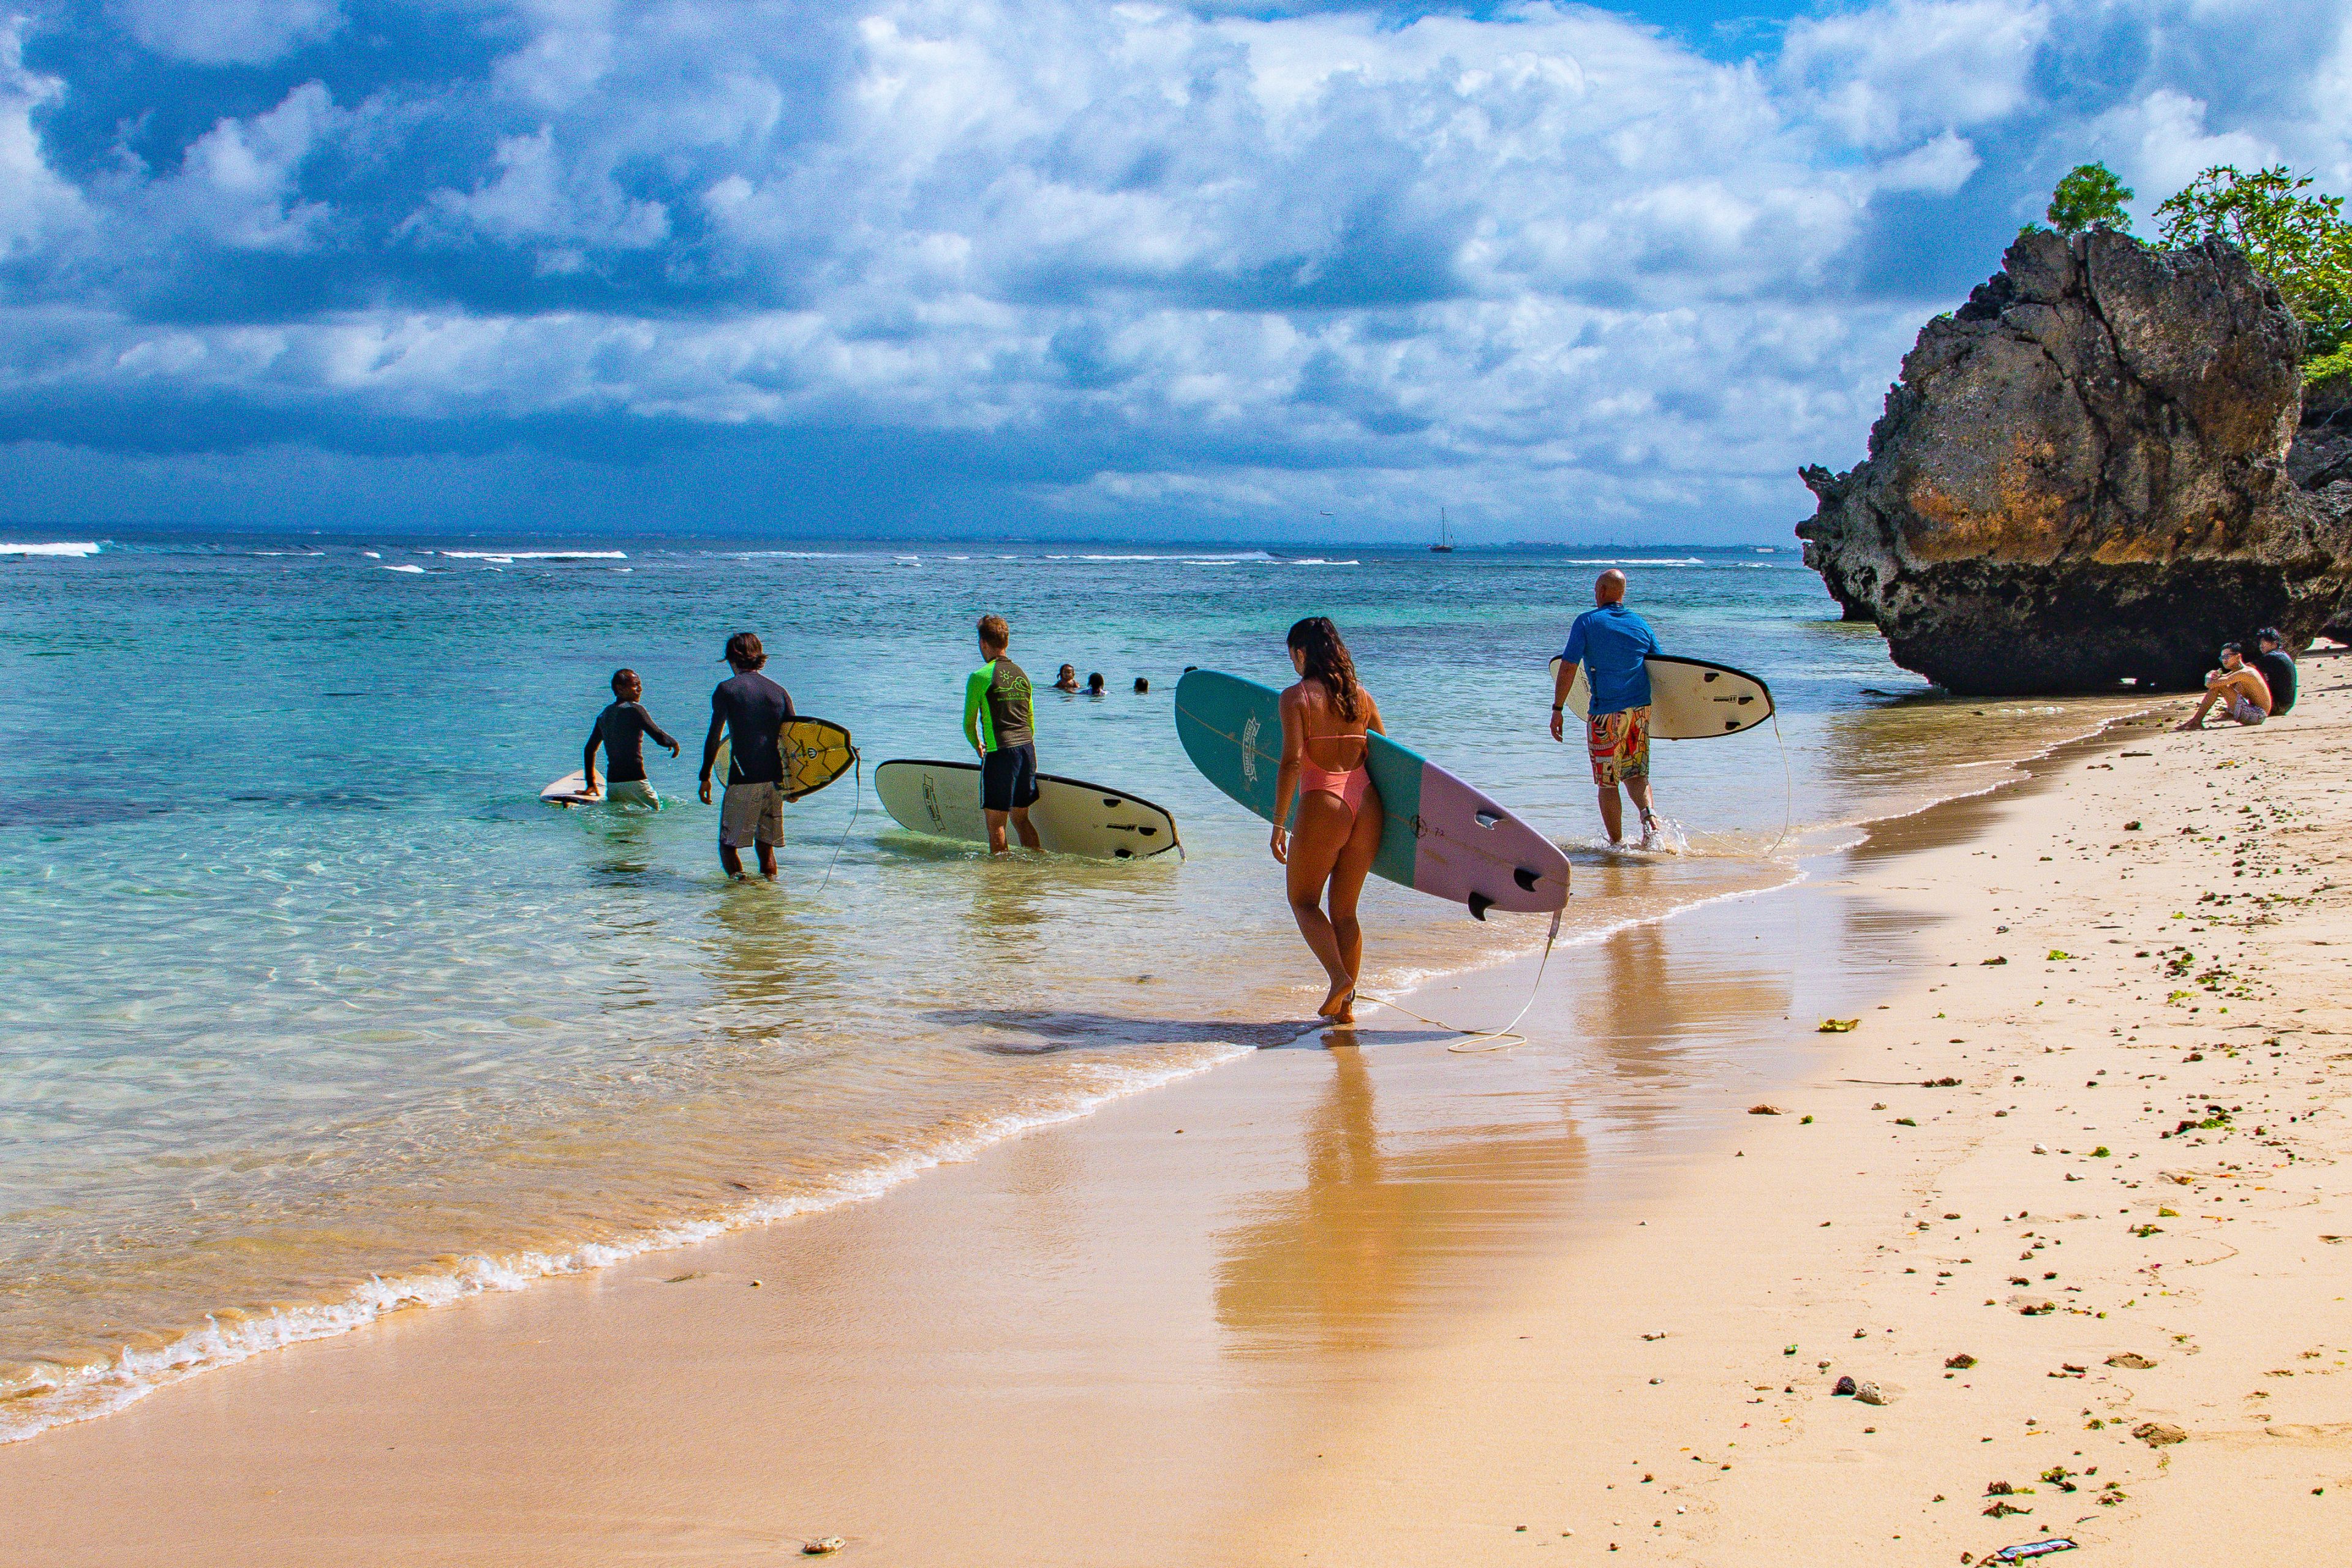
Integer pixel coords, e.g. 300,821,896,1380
1317,979,1354,1022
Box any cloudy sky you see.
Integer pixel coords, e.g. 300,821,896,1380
1,0,2346,541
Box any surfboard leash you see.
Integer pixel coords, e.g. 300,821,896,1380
813,751,862,899
1354,907,1564,1054
1761,708,1796,859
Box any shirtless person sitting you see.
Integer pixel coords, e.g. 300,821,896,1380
2177,643,2273,729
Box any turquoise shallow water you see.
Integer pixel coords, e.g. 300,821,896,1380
0,535,2142,1438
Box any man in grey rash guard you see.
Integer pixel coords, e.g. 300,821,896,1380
583,668,679,808
699,631,796,880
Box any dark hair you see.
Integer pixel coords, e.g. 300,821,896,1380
2255,627,2283,646
1133,676,1149,693
978,614,1009,650
1087,672,1104,691
725,631,765,669
2220,641,2243,656
610,667,637,695
1286,616,1361,722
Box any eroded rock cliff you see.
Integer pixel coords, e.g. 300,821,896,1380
1798,228,2352,693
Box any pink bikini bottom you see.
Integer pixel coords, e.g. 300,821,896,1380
1300,761,1370,818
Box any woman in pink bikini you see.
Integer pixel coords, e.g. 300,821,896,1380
1270,617,1386,1025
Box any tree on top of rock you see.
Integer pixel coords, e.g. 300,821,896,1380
2158,165,2352,376
2038,163,2134,238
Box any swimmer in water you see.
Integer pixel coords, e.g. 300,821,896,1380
583,668,679,808
1054,663,1080,693
1270,616,1385,1026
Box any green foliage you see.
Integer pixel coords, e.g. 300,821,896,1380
2307,344,2352,396
2046,163,2133,237
2157,165,2352,360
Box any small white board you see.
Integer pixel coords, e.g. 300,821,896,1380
540,771,603,806
873,759,1179,860
1549,654,1773,739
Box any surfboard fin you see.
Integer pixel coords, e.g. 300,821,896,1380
1513,867,1540,893
1467,892,1493,922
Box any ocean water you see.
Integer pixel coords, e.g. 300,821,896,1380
0,536,2147,1439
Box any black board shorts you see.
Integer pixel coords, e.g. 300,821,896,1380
981,742,1040,812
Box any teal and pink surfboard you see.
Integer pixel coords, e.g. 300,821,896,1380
1174,669,1570,919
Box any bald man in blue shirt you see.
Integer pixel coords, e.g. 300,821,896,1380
1550,569,1662,847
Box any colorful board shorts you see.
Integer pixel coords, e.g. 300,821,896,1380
2225,693,2267,725
720,780,784,848
1587,705,1652,787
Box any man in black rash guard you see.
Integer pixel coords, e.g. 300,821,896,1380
699,631,796,881
2253,628,2299,716
584,668,679,808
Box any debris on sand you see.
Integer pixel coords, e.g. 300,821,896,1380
2106,1352,2157,1370
801,1538,846,1556
1819,1018,1860,1032
1947,1353,1978,1370
1748,1104,1785,1115
1984,1541,2078,1564
2132,1421,2188,1447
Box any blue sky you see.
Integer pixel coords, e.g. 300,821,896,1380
0,1,2345,541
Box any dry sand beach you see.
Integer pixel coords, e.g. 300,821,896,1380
6,662,2350,1566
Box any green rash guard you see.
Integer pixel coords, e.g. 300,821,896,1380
963,657,1035,752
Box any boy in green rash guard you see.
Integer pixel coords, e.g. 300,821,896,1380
963,613,1041,854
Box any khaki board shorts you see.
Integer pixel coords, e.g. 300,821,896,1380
720,780,784,848
1587,704,1652,787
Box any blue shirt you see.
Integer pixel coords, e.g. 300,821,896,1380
1561,605,1660,716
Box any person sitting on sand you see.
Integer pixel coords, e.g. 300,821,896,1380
583,668,679,809
2252,628,2298,715
965,614,1041,854
2178,643,2273,730
1054,663,1080,693
1550,568,1663,848
699,632,796,880
1272,617,1386,1027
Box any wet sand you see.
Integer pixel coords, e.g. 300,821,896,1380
6,668,2347,1564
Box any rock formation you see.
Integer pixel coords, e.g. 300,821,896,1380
1797,228,2352,693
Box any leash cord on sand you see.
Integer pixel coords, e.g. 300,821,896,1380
1356,908,1564,1054
814,753,862,898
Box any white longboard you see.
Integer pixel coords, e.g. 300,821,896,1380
873,759,1179,860
540,771,603,806
1549,654,1773,739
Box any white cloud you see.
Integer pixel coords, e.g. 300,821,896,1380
1,0,2349,536
1780,0,2050,148
111,0,343,66
413,126,669,253
143,81,342,251
0,20,85,260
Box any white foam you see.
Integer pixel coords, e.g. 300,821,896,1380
0,1042,1249,1447
0,541,100,557
380,563,426,573
438,551,627,562
1560,557,1705,566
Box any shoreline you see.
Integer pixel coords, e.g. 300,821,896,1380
0,694,2149,1453
0,682,2255,1563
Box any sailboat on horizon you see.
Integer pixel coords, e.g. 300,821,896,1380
1430,507,1453,553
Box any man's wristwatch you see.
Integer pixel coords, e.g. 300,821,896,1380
1550,703,1564,712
